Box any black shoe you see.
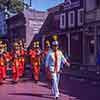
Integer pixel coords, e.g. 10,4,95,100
54,97,58,100
3,78,6,80
0,82,3,85
12,80,18,84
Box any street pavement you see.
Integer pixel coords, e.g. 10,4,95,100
0,79,78,100
0,73,100,100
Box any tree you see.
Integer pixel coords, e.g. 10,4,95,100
0,0,24,14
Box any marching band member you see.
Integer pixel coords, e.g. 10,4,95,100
45,35,70,100
12,55,20,82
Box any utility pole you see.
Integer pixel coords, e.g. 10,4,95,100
30,0,32,7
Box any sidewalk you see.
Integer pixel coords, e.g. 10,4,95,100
61,66,100,81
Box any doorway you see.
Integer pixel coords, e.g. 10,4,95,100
84,35,95,65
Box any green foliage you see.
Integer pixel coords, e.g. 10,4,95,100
10,0,24,13
0,0,24,13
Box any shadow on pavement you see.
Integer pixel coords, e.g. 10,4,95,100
0,78,34,85
38,83,80,100
8,93,53,99
38,83,49,88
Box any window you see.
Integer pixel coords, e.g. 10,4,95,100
70,13,74,24
60,13,66,29
78,8,84,26
68,11,75,28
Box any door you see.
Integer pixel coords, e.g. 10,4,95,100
70,32,83,63
84,35,95,64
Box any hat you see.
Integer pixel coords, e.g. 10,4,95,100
45,40,50,44
36,41,39,48
0,40,2,44
52,35,58,41
36,41,39,45
52,41,59,46
4,43,7,47
2,44,6,48
14,42,19,46
45,40,50,47
36,45,39,48
33,42,36,48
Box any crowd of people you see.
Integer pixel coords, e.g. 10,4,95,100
0,35,70,100
0,40,26,83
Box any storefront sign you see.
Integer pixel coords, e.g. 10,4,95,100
63,0,81,10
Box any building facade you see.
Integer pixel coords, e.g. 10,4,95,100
0,9,7,37
40,0,84,64
84,0,100,65
39,0,100,66
6,9,47,48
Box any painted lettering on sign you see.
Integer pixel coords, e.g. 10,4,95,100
65,0,72,5
64,0,80,10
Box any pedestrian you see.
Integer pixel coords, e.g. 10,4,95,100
0,54,6,83
12,55,20,83
29,41,41,83
19,40,25,77
33,41,41,83
29,41,36,80
3,44,12,80
41,40,51,85
12,41,21,83
45,38,70,100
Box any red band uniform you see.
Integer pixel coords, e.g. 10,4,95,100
12,57,20,81
30,41,41,82
19,48,25,77
0,55,6,81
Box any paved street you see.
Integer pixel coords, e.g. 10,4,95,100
0,75,100,100
0,79,78,100
0,66,100,100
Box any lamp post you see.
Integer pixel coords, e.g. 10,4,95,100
30,0,32,7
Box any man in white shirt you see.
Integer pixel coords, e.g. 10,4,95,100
45,40,70,100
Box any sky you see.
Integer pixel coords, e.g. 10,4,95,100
25,0,64,11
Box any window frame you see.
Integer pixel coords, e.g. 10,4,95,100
68,10,75,28
78,8,84,26
60,13,66,29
